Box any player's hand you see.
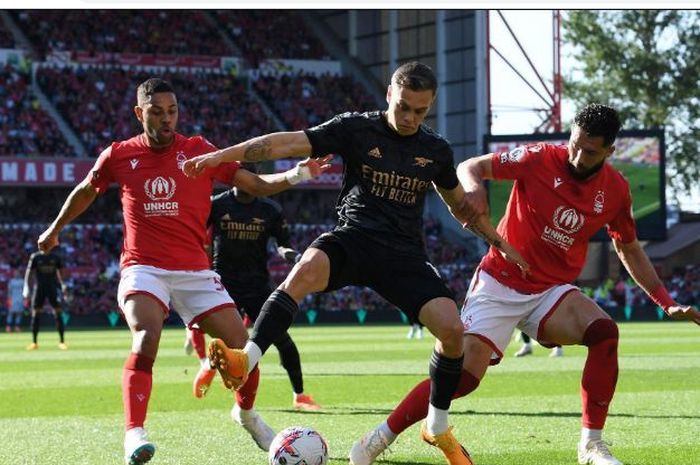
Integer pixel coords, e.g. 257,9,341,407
497,239,530,278
666,304,700,326
38,228,59,254
298,155,333,178
182,153,222,178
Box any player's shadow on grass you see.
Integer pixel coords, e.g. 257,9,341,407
272,407,700,421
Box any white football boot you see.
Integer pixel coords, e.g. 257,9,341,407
578,439,623,465
550,346,564,357
124,427,155,465
349,427,391,465
514,342,533,357
231,404,275,451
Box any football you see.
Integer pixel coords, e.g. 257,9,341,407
268,426,329,465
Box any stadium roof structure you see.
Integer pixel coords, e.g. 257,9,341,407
644,221,700,260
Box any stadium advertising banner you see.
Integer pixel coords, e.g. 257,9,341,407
484,130,666,241
0,157,92,186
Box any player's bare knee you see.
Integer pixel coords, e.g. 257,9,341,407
282,260,325,296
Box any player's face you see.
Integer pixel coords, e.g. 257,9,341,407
567,125,615,179
134,92,178,148
385,84,434,136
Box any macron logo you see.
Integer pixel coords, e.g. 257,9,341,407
554,177,563,188
130,159,139,170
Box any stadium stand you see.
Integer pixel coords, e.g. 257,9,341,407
253,72,377,129
0,63,73,156
213,11,329,66
11,10,233,58
36,66,276,157
0,21,15,48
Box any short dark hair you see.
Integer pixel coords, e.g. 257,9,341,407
137,78,175,105
573,103,622,146
391,61,438,95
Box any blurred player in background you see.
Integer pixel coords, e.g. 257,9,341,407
23,249,68,350
352,103,700,465
37,78,330,465
6,269,25,332
514,331,563,357
190,166,320,412
185,61,526,465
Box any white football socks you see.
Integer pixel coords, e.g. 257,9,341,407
244,340,262,374
426,405,449,436
581,427,602,443
378,421,398,444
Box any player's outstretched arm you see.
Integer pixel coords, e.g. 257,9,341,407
38,177,98,254
456,155,494,218
614,238,700,325
232,155,333,197
436,185,529,277
183,131,314,178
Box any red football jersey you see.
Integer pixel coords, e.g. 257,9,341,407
89,133,240,271
480,143,637,294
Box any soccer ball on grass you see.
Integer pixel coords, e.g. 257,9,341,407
268,426,329,465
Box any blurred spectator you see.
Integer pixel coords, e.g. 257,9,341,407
0,22,16,48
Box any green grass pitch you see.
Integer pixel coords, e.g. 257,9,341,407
1,323,698,465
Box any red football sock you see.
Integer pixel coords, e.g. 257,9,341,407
581,319,619,429
191,328,206,359
122,352,154,430
387,370,480,434
236,364,260,410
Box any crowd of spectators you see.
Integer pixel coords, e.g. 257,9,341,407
254,72,377,130
0,215,477,317
37,66,275,157
0,63,73,156
213,11,329,67
12,10,232,59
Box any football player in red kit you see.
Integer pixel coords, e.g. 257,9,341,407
38,78,330,465
348,104,700,465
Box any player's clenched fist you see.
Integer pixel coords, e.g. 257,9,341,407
37,228,59,254
183,152,222,178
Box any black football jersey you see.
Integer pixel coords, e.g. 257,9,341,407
28,251,62,289
209,191,291,289
304,111,458,252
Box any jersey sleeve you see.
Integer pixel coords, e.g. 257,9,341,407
490,143,543,180
433,145,459,190
28,253,36,271
606,182,637,243
88,146,116,193
212,162,241,185
55,254,62,270
303,113,350,159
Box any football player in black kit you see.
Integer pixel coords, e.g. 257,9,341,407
190,169,320,412
184,61,526,465
23,250,68,350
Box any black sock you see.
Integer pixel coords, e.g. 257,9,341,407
250,289,299,354
31,313,41,344
429,350,464,410
521,332,531,343
55,313,65,343
275,332,303,394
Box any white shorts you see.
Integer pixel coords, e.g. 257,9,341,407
461,269,578,364
118,265,235,327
